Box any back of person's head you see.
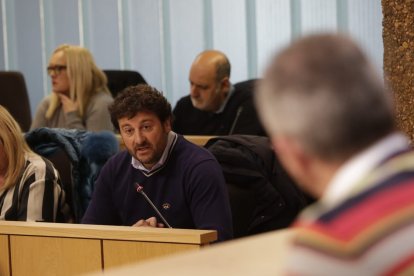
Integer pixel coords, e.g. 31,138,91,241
109,84,172,131
0,105,32,189
47,44,110,119
256,33,395,161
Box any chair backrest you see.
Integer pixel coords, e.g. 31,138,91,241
103,70,147,98
0,71,32,131
46,148,73,211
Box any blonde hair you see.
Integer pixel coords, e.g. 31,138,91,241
46,44,110,119
0,105,33,190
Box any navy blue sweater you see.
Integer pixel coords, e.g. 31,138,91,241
82,135,233,241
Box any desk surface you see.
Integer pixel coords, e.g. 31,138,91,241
88,229,295,275
0,221,217,244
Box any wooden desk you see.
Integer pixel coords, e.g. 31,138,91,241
0,221,216,276
116,134,215,150
183,135,215,146
88,229,295,275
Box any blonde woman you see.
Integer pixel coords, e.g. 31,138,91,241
0,105,71,222
31,44,113,131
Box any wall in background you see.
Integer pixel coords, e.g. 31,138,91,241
383,0,414,141
0,0,382,116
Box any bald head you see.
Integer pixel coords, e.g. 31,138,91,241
192,50,231,82
189,50,231,112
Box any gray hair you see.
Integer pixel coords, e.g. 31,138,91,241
256,34,395,161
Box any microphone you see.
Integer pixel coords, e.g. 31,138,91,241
135,183,172,228
229,106,243,135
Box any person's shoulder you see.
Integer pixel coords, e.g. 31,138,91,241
92,91,114,103
38,94,53,106
174,95,193,109
233,79,259,91
105,150,130,165
227,80,261,109
175,135,216,163
24,152,57,177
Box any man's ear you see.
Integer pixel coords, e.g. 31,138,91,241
272,135,331,198
220,77,230,90
271,135,311,178
163,117,172,132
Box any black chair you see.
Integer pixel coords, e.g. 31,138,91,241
47,148,73,212
103,70,147,98
0,71,32,131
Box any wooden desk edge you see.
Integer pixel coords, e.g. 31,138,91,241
0,221,217,244
86,229,296,275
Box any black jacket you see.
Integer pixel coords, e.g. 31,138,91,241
205,135,312,238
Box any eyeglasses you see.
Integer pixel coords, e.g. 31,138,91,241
47,65,67,76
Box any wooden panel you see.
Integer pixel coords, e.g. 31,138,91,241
103,240,198,269
0,221,217,244
90,230,296,276
10,236,102,276
0,235,10,276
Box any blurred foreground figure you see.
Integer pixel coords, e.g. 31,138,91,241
256,34,414,275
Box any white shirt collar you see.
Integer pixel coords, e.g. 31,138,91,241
321,132,409,206
215,85,234,114
131,131,178,174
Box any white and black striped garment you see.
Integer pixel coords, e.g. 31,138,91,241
0,152,72,222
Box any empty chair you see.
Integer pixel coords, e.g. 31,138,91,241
103,70,147,98
0,71,32,131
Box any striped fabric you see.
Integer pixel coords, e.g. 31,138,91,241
0,152,71,222
287,150,414,275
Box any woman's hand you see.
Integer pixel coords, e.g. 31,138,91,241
58,93,78,113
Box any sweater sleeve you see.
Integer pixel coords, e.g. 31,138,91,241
185,158,234,241
81,159,121,225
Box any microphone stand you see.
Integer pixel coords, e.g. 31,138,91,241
229,106,243,135
135,183,172,228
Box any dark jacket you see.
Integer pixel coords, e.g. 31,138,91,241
205,135,312,238
25,127,119,222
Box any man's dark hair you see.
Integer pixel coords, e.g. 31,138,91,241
109,84,172,131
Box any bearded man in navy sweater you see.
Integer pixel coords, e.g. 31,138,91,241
82,84,233,241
